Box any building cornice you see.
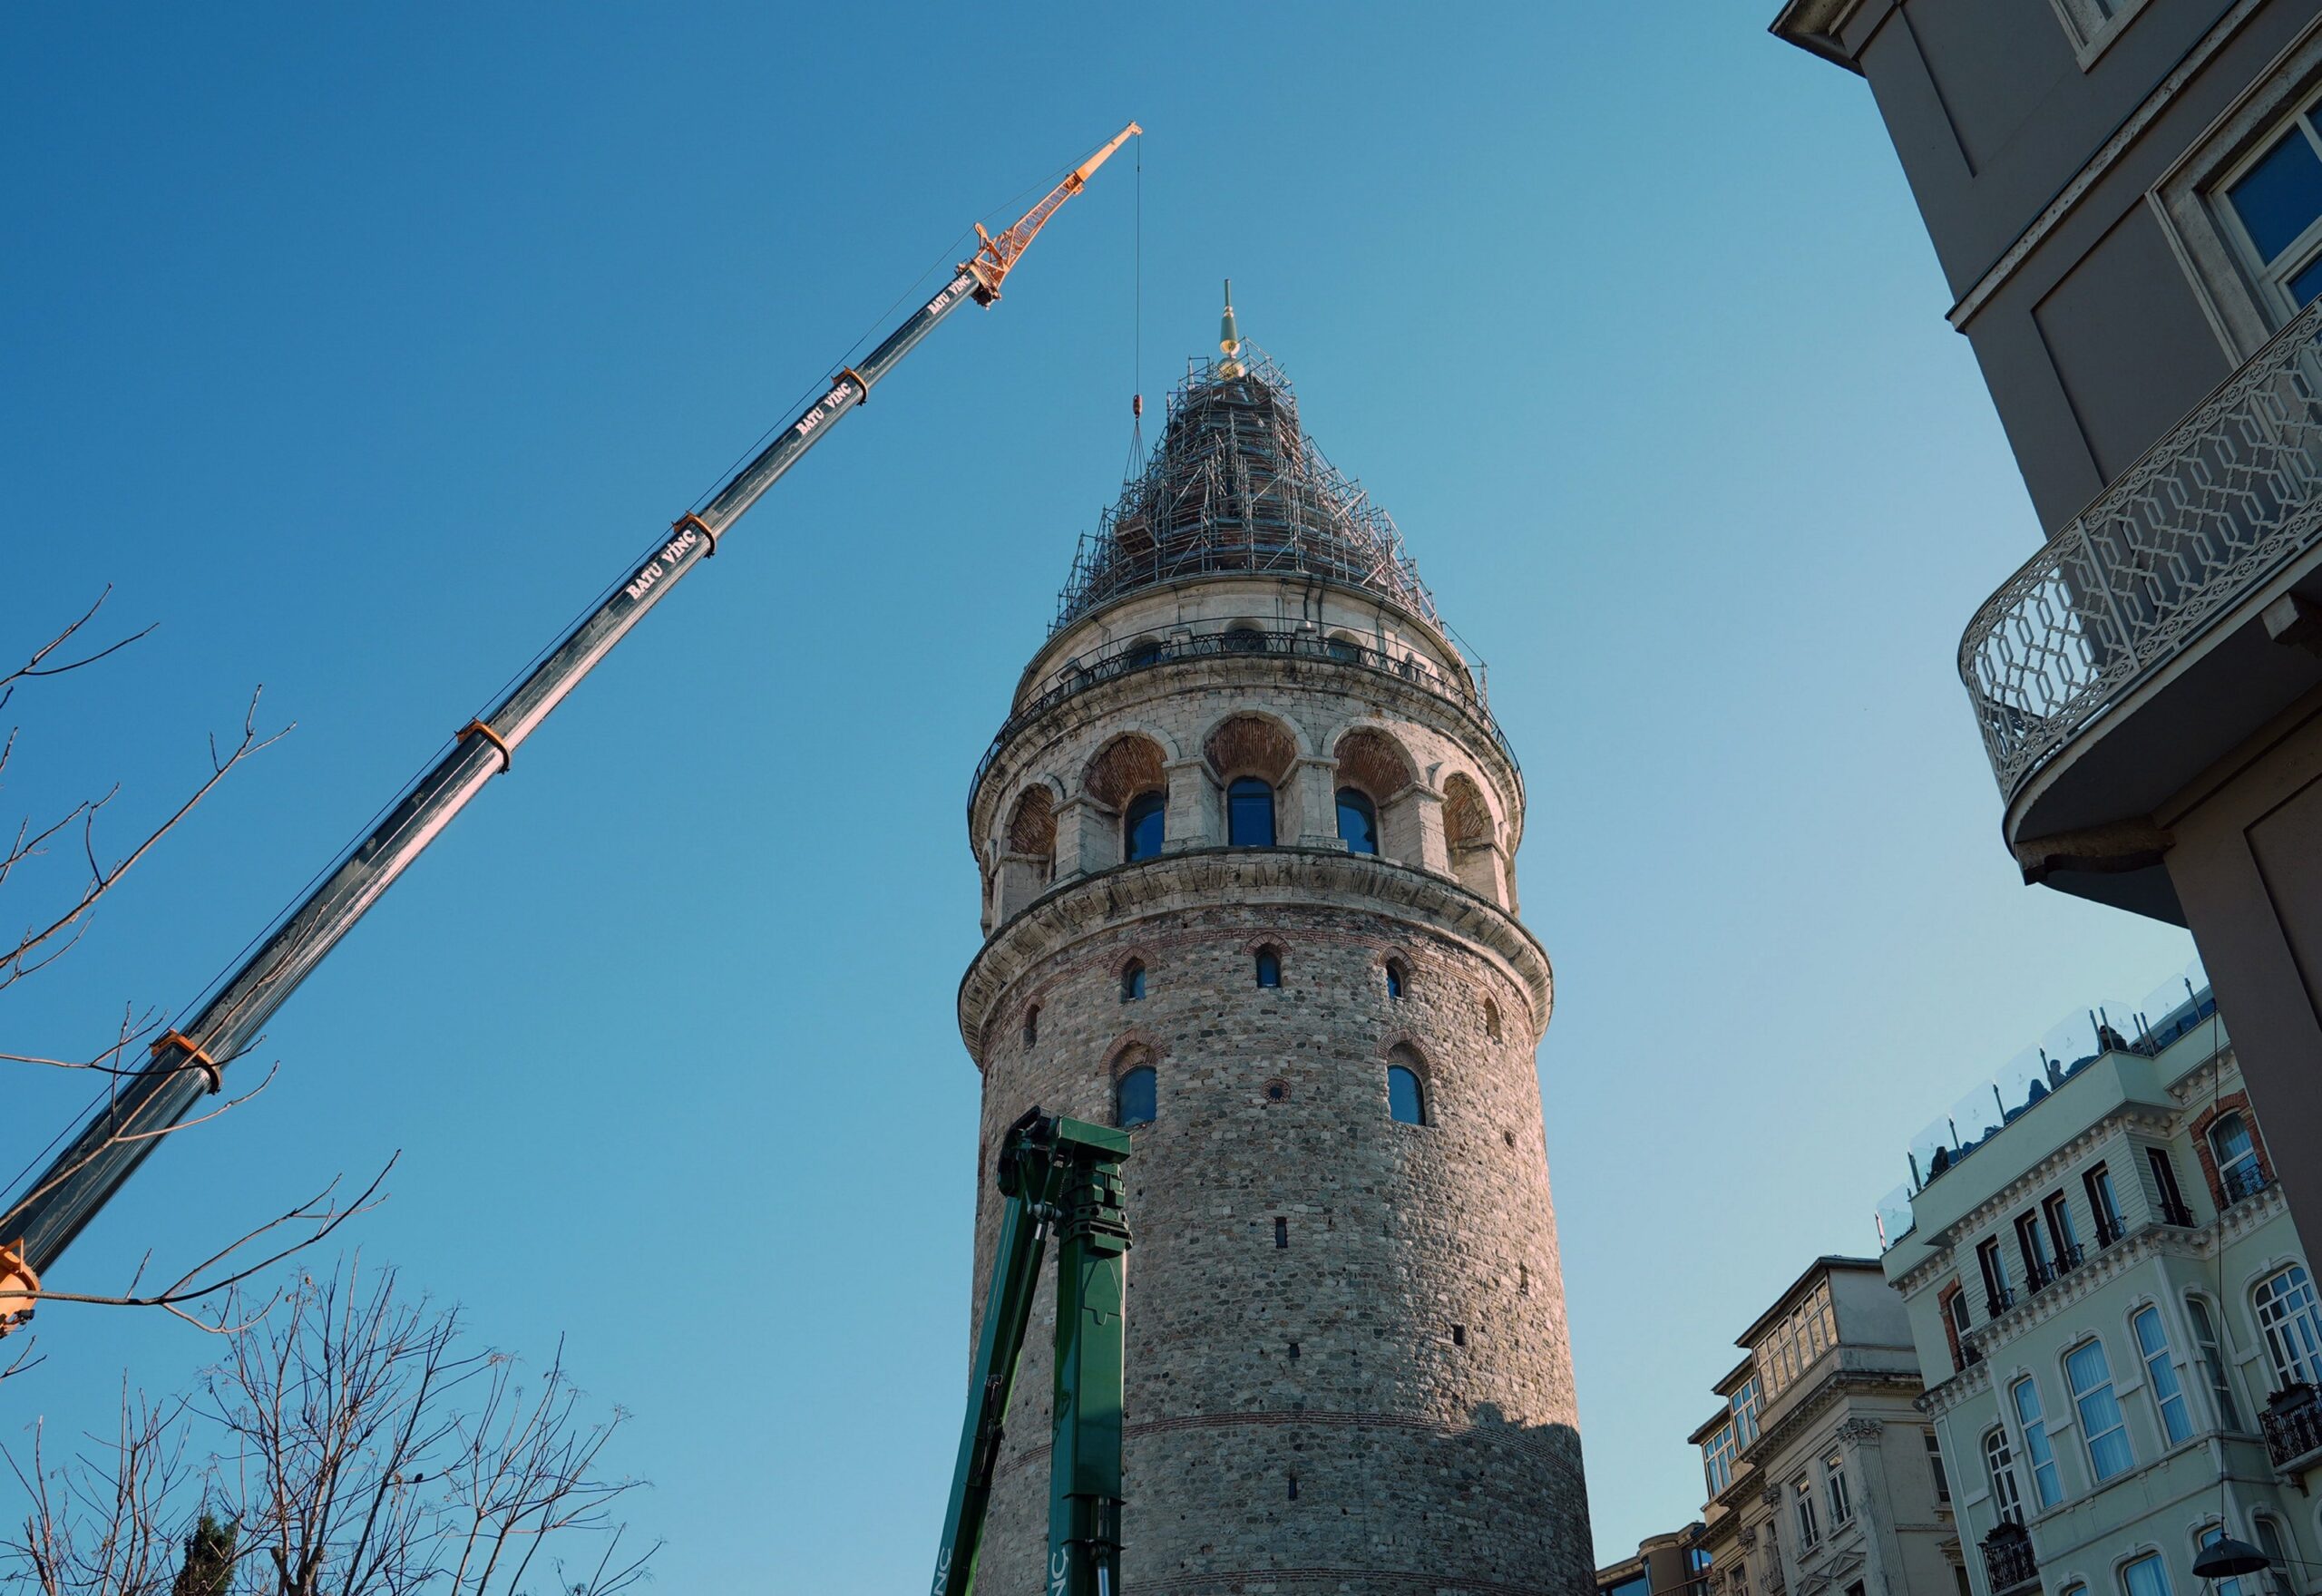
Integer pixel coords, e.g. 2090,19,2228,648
957,845,1554,1058
1769,0,1868,72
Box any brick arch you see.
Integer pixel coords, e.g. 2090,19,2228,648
1006,783,1058,868
1201,711,1301,784
1442,771,1497,849
2190,1091,2275,1206
1332,725,1418,802
1083,732,1169,811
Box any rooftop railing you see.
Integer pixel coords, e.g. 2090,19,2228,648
1873,959,2215,1251
968,622,1521,809
1959,297,2322,805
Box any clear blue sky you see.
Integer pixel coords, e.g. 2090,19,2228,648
2,5,2197,1586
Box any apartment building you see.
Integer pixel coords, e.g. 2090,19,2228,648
1771,0,2322,1251
1601,1527,1714,1596
1878,981,2322,1596
1692,1259,1958,1596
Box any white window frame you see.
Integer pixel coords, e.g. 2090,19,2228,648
2254,1264,2322,1391
1704,1423,1736,1497
2152,20,2322,361
1925,1428,1951,1504
2131,1302,2194,1446
2210,1113,2262,1192
1985,1426,2024,1526
2120,1550,2173,1596
1824,1451,1853,1528
2184,1293,2245,1431
2010,1375,2064,1510
2047,0,2149,69
1732,1376,1762,1451
1795,1474,1821,1551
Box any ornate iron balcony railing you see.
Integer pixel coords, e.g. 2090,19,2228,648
2221,1162,2273,1205
1959,297,2322,803
2261,1390,2322,1472
1982,1525,2039,1595
969,623,1521,807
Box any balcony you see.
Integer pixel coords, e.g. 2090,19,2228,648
1985,1285,2015,1320
1981,1523,2039,1596
1958,297,2322,917
969,621,1519,808
2221,1162,2273,1205
2093,1213,2123,1249
2262,1387,2322,1475
2051,1242,2086,1278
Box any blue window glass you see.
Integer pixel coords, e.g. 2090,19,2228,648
1126,637,1163,669
1124,791,1166,861
2009,1376,2062,1508
2132,1306,2192,1445
2065,1338,2135,1482
2229,123,2322,262
1227,777,1275,847
1388,1064,1426,1125
1121,960,1146,1002
1255,948,1282,988
1116,1066,1156,1128
2122,1553,2171,1596
2292,252,2322,307
1386,962,1405,1000
1337,788,1379,855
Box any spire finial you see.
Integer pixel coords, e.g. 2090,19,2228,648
1217,278,1245,378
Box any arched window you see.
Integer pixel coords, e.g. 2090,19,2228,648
1324,632,1362,663
1336,788,1379,855
1124,790,1166,862
1126,637,1163,669
1224,625,1266,654
2210,1112,2262,1200
1484,998,1503,1041
2255,1265,2322,1389
1116,1064,1156,1128
1385,959,1407,1000
1388,1047,1427,1125
1227,777,1276,847
2008,1376,2062,1508
1254,947,1282,988
1120,959,1146,1002
1983,1426,2022,1524
2132,1304,2192,1445
1021,1005,1039,1048
2184,1294,2243,1428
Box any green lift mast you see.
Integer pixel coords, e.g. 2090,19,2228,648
932,1109,1132,1596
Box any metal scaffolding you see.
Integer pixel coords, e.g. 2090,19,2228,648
1053,348,1439,634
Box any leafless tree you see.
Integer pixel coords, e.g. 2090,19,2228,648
2,593,383,1358
4,1260,654,1595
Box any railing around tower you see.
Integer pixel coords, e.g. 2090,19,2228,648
968,623,1523,806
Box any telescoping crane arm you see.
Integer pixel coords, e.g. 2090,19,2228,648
932,1110,1131,1596
0,122,1141,1294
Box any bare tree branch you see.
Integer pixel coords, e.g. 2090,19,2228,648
0,588,157,715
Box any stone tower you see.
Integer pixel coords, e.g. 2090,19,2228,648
959,335,1592,1594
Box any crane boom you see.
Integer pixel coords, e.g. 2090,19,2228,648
0,122,1140,1284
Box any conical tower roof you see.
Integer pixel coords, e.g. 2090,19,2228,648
1052,347,1438,633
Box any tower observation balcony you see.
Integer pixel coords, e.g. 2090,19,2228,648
1052,348,1439,634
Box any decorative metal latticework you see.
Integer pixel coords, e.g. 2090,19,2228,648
1052,348,1439,633
1960,297,2322,803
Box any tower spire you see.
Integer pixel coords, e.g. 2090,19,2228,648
1217,278,1244,379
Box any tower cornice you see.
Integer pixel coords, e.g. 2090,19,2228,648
957,844,1553,1060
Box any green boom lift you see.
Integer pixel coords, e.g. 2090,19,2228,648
932,1109,1132,1596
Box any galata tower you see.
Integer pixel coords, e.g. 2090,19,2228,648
959,306,1593,1594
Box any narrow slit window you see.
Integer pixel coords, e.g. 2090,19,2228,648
1120,959,1146,1002
1273,1216,1288,1249
1255,947,1282,988
1021,1005,1039,1048
1385,959,1406,1000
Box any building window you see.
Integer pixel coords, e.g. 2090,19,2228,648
2210,1112,2264,1202
1979,1238,2014,1316
1387,1059,1428,1126
1703,1422,1737,1497
1731,1376,1762,1450
2049,0,2142,61
2254,1265,2322,1390
1483,998,1503,1041
1273,1216,1289,1250
1254,946,1283,988
1115,1065,1156,1128
2086,1163,2124,1247
1226,776,1276,847
2044,1192,2082,1270
2132,1304,2194,1445
2010,1376,2063,1510
1336,787,1379,855
1224,625,1266,654
2200,1525,2259,1596
1125,637,1163,669
1124,790,1166,862
2148,1147,2193,1225
1022,1005,1039,1048
1384,959,1407,1000
1756,1278,1839,1400
2221,93,2322,317
2065,1338,2136,1482
2185,1295,2244,1429
2253,1519,2290,1596
1793,1475,1820,1550
2017,1211,2055,1291
1984,1426,2023,1524
1120,959,1146,1002
1924,1429,1950,1504
1823,1452,1852,1528
1323,632,1361,663
1946,1286,1974,1345
2121,1553,2171,1596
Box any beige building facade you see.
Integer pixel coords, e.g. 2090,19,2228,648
957,346,1593,1592
1880,982,2322,1596
1692,1260,1959,1596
